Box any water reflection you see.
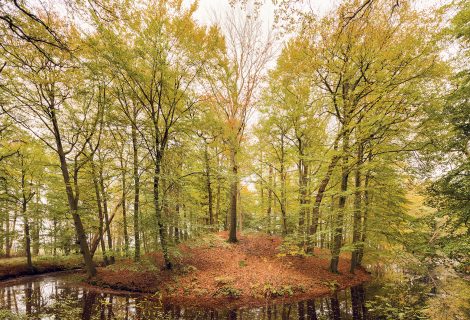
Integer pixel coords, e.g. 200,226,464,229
0,274,368,319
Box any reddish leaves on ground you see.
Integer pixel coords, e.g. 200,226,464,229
93,232,370,308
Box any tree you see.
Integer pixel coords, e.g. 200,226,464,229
91,0,223,268
205,6,274,242
1,14,102,276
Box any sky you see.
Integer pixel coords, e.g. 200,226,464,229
192,0,447,27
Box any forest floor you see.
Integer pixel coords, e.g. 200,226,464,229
90,232,370,308
0,255,86,281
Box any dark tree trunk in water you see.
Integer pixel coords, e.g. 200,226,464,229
330,293,341,320
306,299,317,320
131,124,141,262
228,147,238,243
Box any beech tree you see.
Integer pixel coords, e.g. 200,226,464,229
205,7,274,242
1,15,102,276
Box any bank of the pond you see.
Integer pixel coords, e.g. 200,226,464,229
0,255,86,281
90,232,370,308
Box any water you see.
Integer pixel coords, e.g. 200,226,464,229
0,272,370,320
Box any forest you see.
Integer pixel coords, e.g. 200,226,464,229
0,0,469,319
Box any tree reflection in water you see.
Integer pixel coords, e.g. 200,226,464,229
0,274,369,319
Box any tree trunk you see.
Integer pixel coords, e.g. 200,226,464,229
131,124,141,261
215,148,221,231
298,148,309,244
20,158,33,271
357,168,371,266
228,146,238,243
32,189,41,256
309,154,340,252
50,106,96,277
154,153,172,269
204,142,214,226
350,142,363,273
90,160,108,265
0,206,4,256
280,162,288,236
267,165,273,235
280,134,288,236
22,201,33,272
52,217,57,256
121,167,129,257
330,130,350,274
5,199,10,257
99,169,114,264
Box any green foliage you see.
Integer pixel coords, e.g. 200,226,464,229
213,285,242,299
0,310,25,320
238,260,247,268
250,281,305,299
277,234,308,257
322,280,340,293
214,275,235,286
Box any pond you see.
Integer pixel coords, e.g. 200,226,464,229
0,268,467,320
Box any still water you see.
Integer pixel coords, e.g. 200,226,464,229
0,272,372,320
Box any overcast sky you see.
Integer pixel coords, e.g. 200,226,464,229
192,0,448,27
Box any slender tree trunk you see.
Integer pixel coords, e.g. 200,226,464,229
52,217,57,256
215,179,221,231
350,142,363,273
90,161,108,265
0,205,4,257
22,201,33,272
5,199,11,257
330,129,350,274
32,219,40,256
154,153,172,269
238,187,242,232
50,107,96,277
20,157,34,271
131,124,141,261
357,168,371,266
309,154,340,252
204,142,214,226
228,146,238,243
121,167,129,257
215,148,221,231
99,169,114,264
32,188,41,256
280,163,288,236
298,147,309,245
280,134,288,236
267,165,273,235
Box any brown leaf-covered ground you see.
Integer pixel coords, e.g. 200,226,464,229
91,232,370,308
